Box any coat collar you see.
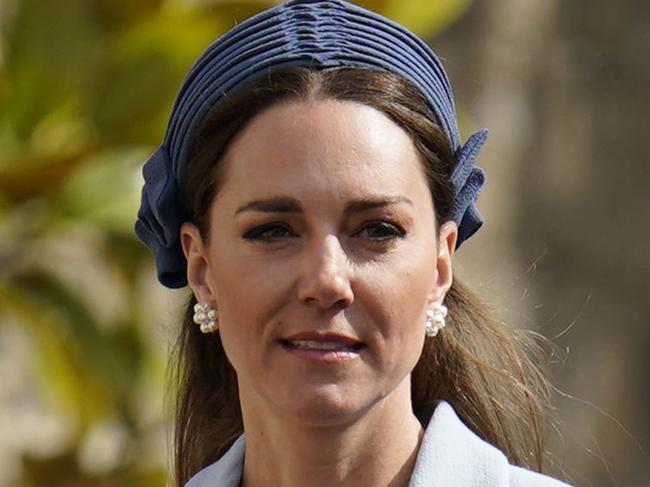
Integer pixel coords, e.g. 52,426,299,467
184,401,565,487
408,401,509,486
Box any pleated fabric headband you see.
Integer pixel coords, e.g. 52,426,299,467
135,0,488,289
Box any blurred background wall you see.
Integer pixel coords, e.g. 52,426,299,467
0,0,648,486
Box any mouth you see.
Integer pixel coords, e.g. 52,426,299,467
279,332,364,362
281,339,364,352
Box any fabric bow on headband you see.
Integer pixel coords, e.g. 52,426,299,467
135,0,488,289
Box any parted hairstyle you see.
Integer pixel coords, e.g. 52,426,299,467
167,66,553,487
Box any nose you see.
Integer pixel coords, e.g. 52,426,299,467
297,234,354,309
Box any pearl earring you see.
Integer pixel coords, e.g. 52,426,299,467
425,302,447,337
193,302,219,334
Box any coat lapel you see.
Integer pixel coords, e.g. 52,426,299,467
409,401,510,487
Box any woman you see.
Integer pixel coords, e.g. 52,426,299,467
135,1,571,486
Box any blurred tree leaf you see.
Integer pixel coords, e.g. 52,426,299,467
89,0,163,33
0,149,95,204
1,277,115,428
53,147,146,234
2,0,101,140
361,0,472,37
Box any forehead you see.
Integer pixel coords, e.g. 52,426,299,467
216,99,431,207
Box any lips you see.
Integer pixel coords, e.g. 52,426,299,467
280,332,364,352
284,340,363,352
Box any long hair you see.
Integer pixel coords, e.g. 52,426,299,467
167,67,553,486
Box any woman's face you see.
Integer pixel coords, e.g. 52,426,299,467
182,99,456,426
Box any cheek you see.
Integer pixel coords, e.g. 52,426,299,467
212,258,292,333
207,231,286,310
359,243,437,341
204,240,292,367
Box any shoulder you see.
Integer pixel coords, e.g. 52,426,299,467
410,401,572,487
509,465,571,487
184,435,245,487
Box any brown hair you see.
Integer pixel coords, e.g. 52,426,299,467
167,67,553,486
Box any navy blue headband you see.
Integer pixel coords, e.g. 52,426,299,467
135,0,487,289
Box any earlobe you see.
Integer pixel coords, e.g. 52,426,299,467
180,222,214,303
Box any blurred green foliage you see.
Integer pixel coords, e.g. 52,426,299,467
0,0,471,485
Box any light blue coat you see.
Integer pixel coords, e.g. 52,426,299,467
185,401,571,487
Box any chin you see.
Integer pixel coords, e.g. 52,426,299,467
275,384,376,427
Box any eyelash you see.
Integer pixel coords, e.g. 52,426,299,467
355,221,406,241
243,223,296,241
242,221,406,242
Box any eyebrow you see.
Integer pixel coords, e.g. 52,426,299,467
234,195,413,216
344,195,413,214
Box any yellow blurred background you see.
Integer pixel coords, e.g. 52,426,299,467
1,0,648,486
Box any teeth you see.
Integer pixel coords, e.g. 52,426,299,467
288,340,356,351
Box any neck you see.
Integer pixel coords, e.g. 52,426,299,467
239,380,424,487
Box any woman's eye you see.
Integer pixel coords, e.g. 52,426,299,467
243,223,295,241
356,221,406,241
